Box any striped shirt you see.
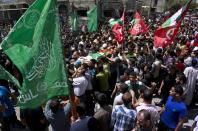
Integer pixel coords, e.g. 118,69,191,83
111,104,136,131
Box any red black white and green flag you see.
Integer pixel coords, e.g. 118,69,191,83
154,0,192,48
109,11,125,43
128,11,148,36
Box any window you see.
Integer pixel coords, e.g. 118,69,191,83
77,10,87,17
10,5,16,9
104,10,113,17
22,4,29,8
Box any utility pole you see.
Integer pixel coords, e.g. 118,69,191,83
148,0,153,18
135,0,138,11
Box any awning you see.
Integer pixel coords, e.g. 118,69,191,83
0,8,27,11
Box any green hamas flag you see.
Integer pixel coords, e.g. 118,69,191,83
1,0,69,109
69,9,77,31
0,65,20,88
87,5,98,32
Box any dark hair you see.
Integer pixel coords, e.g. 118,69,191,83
49,99,60,113
176,73,186,83
124,69,130,76
192,59,197,67
120,75,126,83
130,72,137,77
90,59,97,64
120,83,129,94
76,103,86,116
98,64,104,72
155,53,161,59
122,92,132,106
138,109,151,122
178,56,184,62
96,93,107,107
168,48,175,57
156,48,163,54
174,85,184,96
142,89,153,102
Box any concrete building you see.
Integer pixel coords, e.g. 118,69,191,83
2,0,194,24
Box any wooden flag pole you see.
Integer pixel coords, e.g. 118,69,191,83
62,49,78,122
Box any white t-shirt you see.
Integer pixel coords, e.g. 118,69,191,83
193,115,198,131
72,76,88,97
113,93,123,107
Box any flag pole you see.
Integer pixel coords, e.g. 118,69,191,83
62,49,78,122
64,1,78,121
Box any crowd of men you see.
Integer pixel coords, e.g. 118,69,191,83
0,10,198,131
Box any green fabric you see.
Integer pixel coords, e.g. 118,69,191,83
162,17,172,28
130,19,139,26
70,9,77,31
162,0,191,28
87,5,98,32
88,53,103,60
1,0,69,109
109,19,123,28
0,65,20,88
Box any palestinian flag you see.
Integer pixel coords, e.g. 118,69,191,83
154,0,192,48
109,18,123,28
110,11,125,43
129,11,148,36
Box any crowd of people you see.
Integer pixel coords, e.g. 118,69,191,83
0,10,198,131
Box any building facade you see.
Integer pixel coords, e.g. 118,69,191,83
2,0,193,24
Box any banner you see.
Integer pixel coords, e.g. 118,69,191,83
87,5,98,32
154,0,192,48
129,11,148,36
1,0,69,108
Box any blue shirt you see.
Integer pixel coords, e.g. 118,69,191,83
161,96,187,129
70,116,98,131
44,100,71,131
0,86,15,117
111,104,136,131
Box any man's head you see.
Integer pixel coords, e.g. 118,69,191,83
76,66,86,77
96,93,107,107
122,92,132,106
175,73,186,84
192,59,197,67
119,83,129,94
98,64,104,72
76,103,86,117
49,98,61,113
124,69,130,80
129,72,137,83
136,109,151,130
142,89,153,103
169,85,184,98
72,51,80,60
